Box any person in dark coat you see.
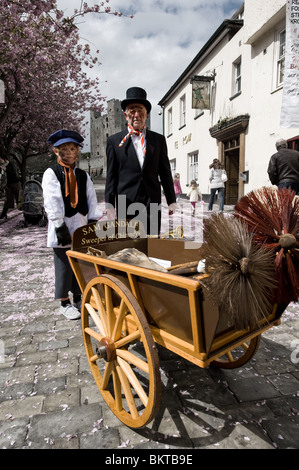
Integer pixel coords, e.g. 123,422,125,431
105,87,176,235
0,157,21,220
267,139,299,194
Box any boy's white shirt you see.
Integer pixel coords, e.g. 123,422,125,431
42,166,102,248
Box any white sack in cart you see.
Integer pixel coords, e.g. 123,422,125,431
87,247,168,273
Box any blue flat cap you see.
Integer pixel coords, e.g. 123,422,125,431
47,129,84,148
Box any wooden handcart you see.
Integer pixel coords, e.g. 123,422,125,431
67,219,285,428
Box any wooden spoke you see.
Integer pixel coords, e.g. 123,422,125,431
112,299,127,341
84,327,103,343
116,348,149,374
225,351,234,362
91,287,108,337
112,365,122,412
211,335,261,369
117,356,148,407
90,354,99,364
114,330,141,349
85,302,106,336
104,284,114,336
81,274,161,428
115,362,139,419
102,361,114,389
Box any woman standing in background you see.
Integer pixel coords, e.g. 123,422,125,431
208,158,227,212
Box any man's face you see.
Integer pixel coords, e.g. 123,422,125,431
54,142,79,166
124,103,147,131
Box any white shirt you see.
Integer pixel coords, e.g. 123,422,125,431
209,168,225,189
131,129,146,168
42,166,102,248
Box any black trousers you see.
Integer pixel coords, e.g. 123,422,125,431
53,248,81,299
3,182,21,211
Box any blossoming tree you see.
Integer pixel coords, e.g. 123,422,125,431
0,0,132,183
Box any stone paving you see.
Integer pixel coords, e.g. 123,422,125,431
0,193,299,450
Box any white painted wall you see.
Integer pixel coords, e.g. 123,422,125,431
243,0,286,44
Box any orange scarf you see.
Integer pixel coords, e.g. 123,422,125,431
58,161,78,208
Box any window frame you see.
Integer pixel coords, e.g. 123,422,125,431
170,158,176,177
276,28,286,89
180,94,186,128
233,57,242,95
167,107,173,136
188,151,198,183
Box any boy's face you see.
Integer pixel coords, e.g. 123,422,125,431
54,142,79,166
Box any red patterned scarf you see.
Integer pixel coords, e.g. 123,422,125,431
119,124,146,156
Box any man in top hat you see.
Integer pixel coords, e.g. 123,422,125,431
105,87,176,235
42,129,102,320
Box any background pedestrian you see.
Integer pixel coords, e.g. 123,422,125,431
0,156,21,220
208,158,227,212
173,173,182,203
187,179,202,216
267,138,299,194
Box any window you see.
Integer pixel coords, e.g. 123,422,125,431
276,29,285,87
189,152,198,182
233,58,242,94
170,159,176,177
180,95,186,128
167,108,173,136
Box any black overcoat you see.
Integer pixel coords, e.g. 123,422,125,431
105,129,176,209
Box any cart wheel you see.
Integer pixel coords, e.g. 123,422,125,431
211,335,261,369
81,274,161,428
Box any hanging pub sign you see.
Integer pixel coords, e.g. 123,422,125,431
280,1,299,128
191,75,214,110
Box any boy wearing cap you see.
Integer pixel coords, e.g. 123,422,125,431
42,130,102,320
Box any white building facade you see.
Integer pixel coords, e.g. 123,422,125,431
158,0,298,204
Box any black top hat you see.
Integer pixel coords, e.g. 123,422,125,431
121,87,152,114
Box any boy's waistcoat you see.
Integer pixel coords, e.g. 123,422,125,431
51,164,88,217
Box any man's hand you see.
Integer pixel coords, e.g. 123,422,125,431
105,207,116,220
168,203,177,215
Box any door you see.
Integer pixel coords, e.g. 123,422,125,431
224,149,239,205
